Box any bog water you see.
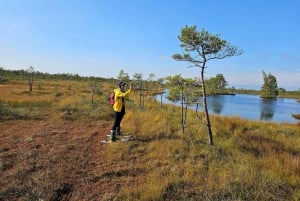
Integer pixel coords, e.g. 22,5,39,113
157,93,300,124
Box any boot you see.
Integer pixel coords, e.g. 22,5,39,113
110,130,116,142
116,127,121,137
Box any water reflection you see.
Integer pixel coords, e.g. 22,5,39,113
207,95,223,114
260,98,276,121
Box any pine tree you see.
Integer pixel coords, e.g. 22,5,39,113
261,71,278,98
173,25,242,145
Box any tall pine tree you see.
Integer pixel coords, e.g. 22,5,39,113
261,71,278,98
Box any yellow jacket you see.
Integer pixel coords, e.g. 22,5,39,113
113,88,131,112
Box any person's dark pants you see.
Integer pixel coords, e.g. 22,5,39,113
112,106,125,130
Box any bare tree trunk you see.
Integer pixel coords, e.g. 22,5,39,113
201,65,214,145
139,92,142,106
139,80,143,107
28,76,33,93
142,92,145,108
181,92,184,134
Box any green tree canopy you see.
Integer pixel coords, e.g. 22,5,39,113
206,74,228,94
261,71,278,98
165,74,196,103
117,70,130,83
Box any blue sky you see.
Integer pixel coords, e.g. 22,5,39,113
0,0,299,90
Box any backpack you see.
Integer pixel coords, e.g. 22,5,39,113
109,92,115,106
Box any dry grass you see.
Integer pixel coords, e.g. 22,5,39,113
1,79,300,200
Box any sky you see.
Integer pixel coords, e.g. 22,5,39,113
0,0,299,90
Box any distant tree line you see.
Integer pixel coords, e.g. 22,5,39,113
2,67,298,99
0,67,109,82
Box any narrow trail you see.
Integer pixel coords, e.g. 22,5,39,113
70,121,119,200
0,119,117,200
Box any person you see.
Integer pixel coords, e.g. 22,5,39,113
110,81,132,141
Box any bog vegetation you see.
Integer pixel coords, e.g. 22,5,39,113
0,70,300,201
